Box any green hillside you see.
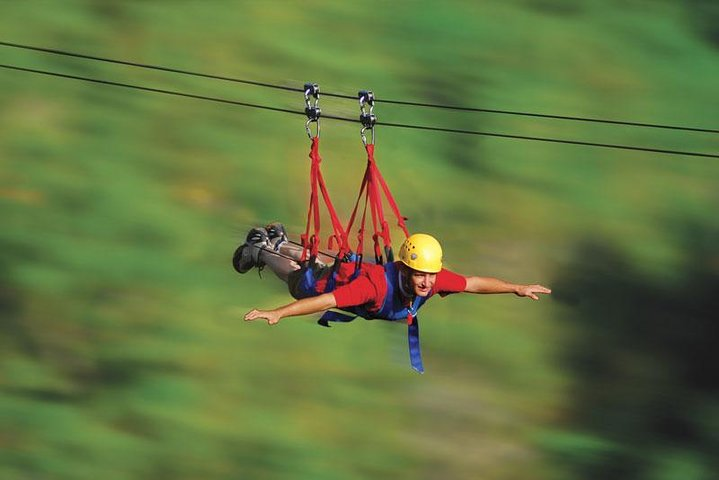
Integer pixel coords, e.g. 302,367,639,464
1,1,717,479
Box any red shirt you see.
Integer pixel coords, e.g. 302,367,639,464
326,262,467,313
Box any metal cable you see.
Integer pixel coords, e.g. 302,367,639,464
2,40,717,134
1,63,717,159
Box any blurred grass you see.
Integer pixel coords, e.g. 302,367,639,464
1,1,718,479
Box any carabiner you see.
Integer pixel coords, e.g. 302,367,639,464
306,117,321,139
360,124,375,146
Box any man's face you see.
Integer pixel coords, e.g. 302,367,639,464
408,269,437,297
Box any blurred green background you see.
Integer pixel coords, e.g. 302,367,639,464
1,1,718,479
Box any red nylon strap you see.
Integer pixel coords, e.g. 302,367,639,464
366,145,410,239
301,140,319,261
357,195,369,257
347,144,409,263
317,170,346,250
367,165,383,261
301,138,348,261
345,169,368,239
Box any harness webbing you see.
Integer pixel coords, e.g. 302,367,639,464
407,317,423,373
301,137,349,262
297,106,425,373
345,144,410,264
316,262,426,373
319,310,424,373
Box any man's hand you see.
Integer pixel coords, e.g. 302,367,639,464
515,284,552,300
244,309,281,325
243,294,337,326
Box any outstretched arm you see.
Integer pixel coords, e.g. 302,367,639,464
244,293,337,325
464,276,551,300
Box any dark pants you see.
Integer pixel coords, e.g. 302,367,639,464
287,262,332,300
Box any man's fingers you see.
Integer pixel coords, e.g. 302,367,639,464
528,285,552,296
519,285,551,300
245,309,278,325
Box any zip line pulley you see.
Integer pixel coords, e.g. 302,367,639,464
304,82,320,139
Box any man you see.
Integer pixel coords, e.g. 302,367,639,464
233,223,551,372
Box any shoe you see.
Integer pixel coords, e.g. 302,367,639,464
246,227,270,246
232,244,255,274
232,228,271,274
265,222,288,243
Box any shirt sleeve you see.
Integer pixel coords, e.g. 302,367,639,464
331,275,378,308
434,268,467,296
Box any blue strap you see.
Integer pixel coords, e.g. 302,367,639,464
408,316,424,373
324,262,339,293
316,260,426,373
322,252,361,295
318,310,357,327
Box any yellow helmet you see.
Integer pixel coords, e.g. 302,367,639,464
399,233,443,273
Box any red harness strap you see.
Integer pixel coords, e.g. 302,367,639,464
301,137,348,262
345,144,410,264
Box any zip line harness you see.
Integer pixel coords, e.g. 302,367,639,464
298,83,424,373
